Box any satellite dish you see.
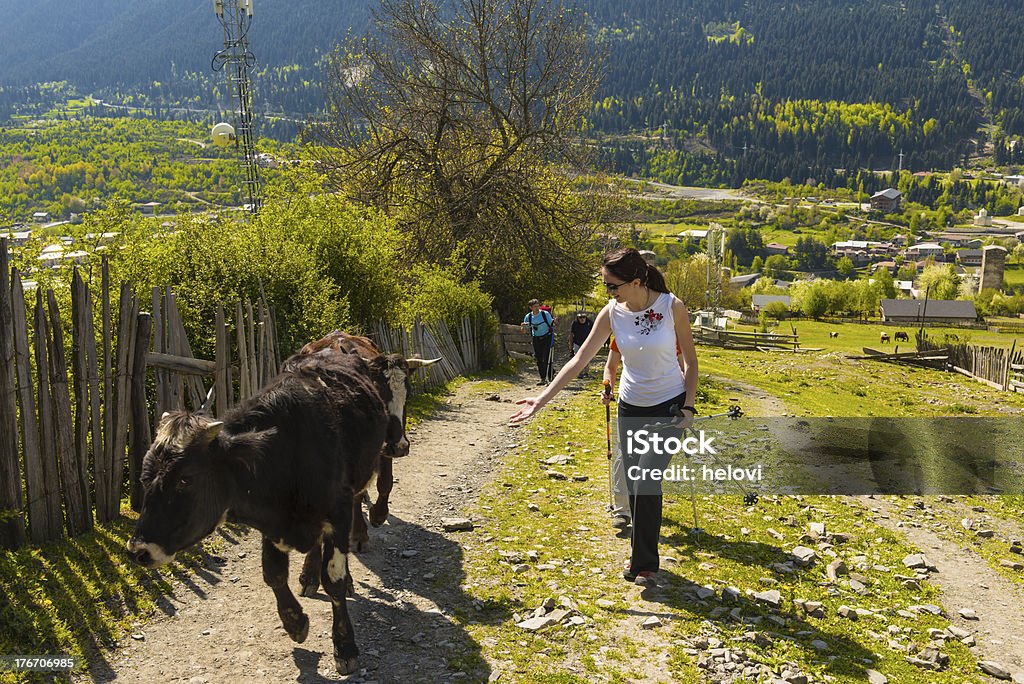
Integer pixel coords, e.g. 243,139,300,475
211,122,236,147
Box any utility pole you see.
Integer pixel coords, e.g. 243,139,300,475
898,149,905,173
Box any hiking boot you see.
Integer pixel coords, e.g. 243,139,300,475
611,514,631,529
633,571,657,587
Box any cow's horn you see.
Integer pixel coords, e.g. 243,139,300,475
199,421,225,444
160,411,171,422
199,385,216,414
407,357,442,369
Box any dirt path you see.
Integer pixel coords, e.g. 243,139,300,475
82,371,544,684
860,496,1024,680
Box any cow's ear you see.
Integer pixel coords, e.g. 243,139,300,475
198,421,224,445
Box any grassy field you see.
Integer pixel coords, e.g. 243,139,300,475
1002,263,1024,287
732,318,1020,357
455,376,1002,683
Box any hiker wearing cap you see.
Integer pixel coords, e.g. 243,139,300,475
521,299,555,385
511,248,698,586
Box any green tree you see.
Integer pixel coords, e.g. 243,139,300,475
311,0,605,319
836,256,855,278
763,254,790,279
801,285,829,319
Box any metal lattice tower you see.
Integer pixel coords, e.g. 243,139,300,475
213,0,262,214
705,222,725,315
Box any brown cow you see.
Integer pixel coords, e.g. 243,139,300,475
289,330,438,597
880,332,891,343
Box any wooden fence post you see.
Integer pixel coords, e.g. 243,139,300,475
33,289,64,541
129,312,152,513
236,302,250,401
109,285,137,519
215,306,229,416
102,262,114,519
70,270,93,522
84,277,105,521
47,289,92,536
0,239,26,549
11,270,49,544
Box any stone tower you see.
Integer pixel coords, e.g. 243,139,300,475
980,245,1007,291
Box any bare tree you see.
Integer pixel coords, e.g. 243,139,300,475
307,0,606,317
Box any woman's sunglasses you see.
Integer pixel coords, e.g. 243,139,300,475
603,281,628,292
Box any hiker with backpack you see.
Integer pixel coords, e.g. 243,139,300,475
521,299,555,385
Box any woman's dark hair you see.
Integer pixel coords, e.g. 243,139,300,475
603,248,669,294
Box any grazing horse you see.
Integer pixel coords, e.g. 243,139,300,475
829,331,839,339
880,332,891,343
894,331,909,342
128,352,389,674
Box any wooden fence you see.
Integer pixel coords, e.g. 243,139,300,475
0,234,494,550
695,326,801,351
373,315,489,391
0,238,280,550
918,333,1024,392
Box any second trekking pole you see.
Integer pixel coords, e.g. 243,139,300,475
603,380,614,510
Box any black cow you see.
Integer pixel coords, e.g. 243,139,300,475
894,331,909,342
127,352,389,675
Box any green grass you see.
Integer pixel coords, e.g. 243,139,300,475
454,380,992,682
1001,263,1024,287
698,320,1024,418
0,515,232,684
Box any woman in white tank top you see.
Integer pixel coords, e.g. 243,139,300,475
511,248,699,585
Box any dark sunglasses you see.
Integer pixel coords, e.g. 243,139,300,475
603,281,628,292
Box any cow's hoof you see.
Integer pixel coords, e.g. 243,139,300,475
345,574,355,598
368,505,388,527
335,656,359,675
299,581,319,598
283,611,310,643
351,535,370,552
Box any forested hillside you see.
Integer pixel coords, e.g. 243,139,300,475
2,0,1024,185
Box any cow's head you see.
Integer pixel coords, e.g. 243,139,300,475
127,411,273,568
370,354,439,457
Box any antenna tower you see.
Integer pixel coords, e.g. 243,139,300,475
213,0,262,214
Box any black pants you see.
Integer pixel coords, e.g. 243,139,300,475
532,334,553,381
617,392,686,574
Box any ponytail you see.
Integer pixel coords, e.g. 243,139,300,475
645,263,669,294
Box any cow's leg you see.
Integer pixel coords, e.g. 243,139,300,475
298,544,321,597
321,493,359,675
261,536,309,643
350,495,370,553
369,456,393,527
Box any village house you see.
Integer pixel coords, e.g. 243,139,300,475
879,298,977,324
870,188,902,212
904,242,944,260
751,294,791,314
764,242,790,256
831,240,890,264
32,211,51,223
955,249,984,267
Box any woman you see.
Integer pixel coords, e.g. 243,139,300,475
511,248,699,585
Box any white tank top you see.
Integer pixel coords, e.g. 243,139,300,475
608,291,685,406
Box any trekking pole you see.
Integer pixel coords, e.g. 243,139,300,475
603,380,614,511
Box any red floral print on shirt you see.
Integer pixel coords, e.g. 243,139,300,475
634,308,663,335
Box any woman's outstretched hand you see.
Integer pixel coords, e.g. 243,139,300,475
509,397,540,424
